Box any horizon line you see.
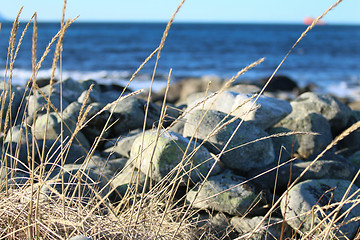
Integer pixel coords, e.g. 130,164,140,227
2,19,360,26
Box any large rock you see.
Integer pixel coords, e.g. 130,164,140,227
110,166,151,198
130,129,221,183
183,110,274,172
104,130,142,158
34,104,90,150
0,80,22,122
277,112,333,159
40,78,87,103
230,216,292,240
267,127,299,163
187,91,292,130
186,170,267,216
111,97,161,135
281,179,360,239
27,91,70,118
4,124,32,144
348,150,360,169
258,75,298,92
290,92,352,134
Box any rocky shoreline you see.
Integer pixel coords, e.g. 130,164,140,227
2,75,360,239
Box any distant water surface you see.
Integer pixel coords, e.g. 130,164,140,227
0,22,359,98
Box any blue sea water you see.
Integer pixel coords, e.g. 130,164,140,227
0,22,360,98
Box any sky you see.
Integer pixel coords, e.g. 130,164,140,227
0,0,359,25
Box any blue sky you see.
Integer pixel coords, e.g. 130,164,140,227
1,0,359,24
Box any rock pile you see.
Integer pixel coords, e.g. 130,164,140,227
2,77,360,239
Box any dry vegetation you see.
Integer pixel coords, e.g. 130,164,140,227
0,0,359,239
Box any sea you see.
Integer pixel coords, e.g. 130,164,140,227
0,22,360,99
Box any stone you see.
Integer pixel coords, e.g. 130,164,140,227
267,127,299,163
183,109,274,172
27,91,70,117
78,102,113,144
111,97,161,135
34,111,90,150
130,129,221,183
290,92,352,134
104,130,142,158
348,150,360,169
336,113,360,156
231,93,292,130
230,216,292,240
281,179,360,239
40,78,87,103
186,170,267,216
187,91,292,130
0,80,22,122
4,124,32,144
89,156,128,180
77,89,101,104
110,166,151,197
258,75,298,92
69,235,93,240
169,119,185,135
277,112,333,159
249,159,355,192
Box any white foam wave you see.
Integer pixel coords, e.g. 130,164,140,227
325,80,360,101
0,68,168,92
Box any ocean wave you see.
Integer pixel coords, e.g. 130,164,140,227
0,68,169,92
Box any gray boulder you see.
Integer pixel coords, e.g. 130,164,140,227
130,129,221,183
281,179,360,239
111,97,161,135
72,102,113,144
104,130,142,158
277,112,333,159
4,124,32,144
267,127,299,163
187,91,292,129
348,150,360,169
183,109,274,172
230,93,292,129
186,170,267,216
230,216,292,240
40,78,87,103
88,156,128,180
27,91,70,118
110,166,151,198
0,80,22,122
290,92,352,133
34,110,90,150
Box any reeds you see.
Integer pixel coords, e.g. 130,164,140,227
0,0,359,239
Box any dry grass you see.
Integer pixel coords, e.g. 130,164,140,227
0,0,359,239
